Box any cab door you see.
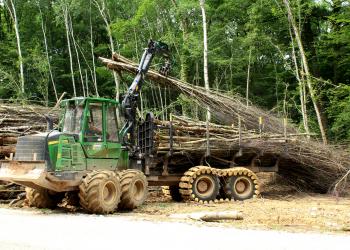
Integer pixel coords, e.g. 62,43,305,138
82,101,107,158
105,103,122,158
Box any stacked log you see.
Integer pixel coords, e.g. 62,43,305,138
153,115,303,155
0,103,60,202
0,103,59,159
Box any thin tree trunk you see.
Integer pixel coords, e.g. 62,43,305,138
38,4,58,101
151,85,157,109
200,0,210,101
89,0,98,96
200,0,210,157
133,27,139,61
288,24,310,138
246,48,252,107
158,85,165,121
93,0,120,99
283,0,327,144
85,69,89,96
194,62,199,120
69,13,85,97
6,0,24,94
63,5,76,97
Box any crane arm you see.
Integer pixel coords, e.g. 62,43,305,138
120,40,170,147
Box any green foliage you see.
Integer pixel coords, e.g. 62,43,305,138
327,85,350,141
1,0,350,142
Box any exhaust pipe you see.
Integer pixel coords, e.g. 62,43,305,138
45,115,53,131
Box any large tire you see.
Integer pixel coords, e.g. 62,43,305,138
25,187,61,209
162,185,183,202
79,170,121,214
119,170,148,210
179,166,220,202
223,167,259,201
192,174,220,201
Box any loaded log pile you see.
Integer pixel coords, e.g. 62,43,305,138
100,54,350,193
154,115,306,154
0,104,59,159
153,116,347,192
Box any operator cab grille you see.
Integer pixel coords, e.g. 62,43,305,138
14,134,47,161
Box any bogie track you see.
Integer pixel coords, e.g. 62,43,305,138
178,166,259,203
220,167,260,200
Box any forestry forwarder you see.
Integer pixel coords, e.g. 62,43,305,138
0,40,266,214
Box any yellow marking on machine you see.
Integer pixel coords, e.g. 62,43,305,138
48,141,58,145
49,139,69,145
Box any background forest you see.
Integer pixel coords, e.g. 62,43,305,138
0,0,350,143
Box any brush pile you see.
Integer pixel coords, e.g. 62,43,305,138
100,54,297,134
100,54,350,193
0,103,59,159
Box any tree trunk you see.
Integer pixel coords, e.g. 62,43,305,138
7,0,24,94
93,0,120,99
158,85,165,121
89,0,98,96
38,4,58,102
200,0,210,157
288,24,310,138
69,13,85,97
283,0,327,144
63,5,76,97
200,0,210,119
246,48,252,107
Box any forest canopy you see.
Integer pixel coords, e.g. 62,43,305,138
0,0,350,143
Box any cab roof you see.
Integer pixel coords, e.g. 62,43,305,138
61,97,119,106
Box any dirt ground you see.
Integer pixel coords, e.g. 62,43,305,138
137,190,350,234
1,173,350,234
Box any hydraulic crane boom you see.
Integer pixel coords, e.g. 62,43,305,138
121,40,170,146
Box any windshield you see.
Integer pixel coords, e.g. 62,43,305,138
62,103,84,134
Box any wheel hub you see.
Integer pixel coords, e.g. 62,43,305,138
103,181,116,204
197,180,209,193
132,180,144,201
233,176,253,197
195,175,215,197
236,180,246,193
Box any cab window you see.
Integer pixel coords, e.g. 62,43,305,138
107,105,119,142
84,103,103,142
62,102,84,134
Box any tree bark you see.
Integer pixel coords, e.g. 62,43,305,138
283,0,327,144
